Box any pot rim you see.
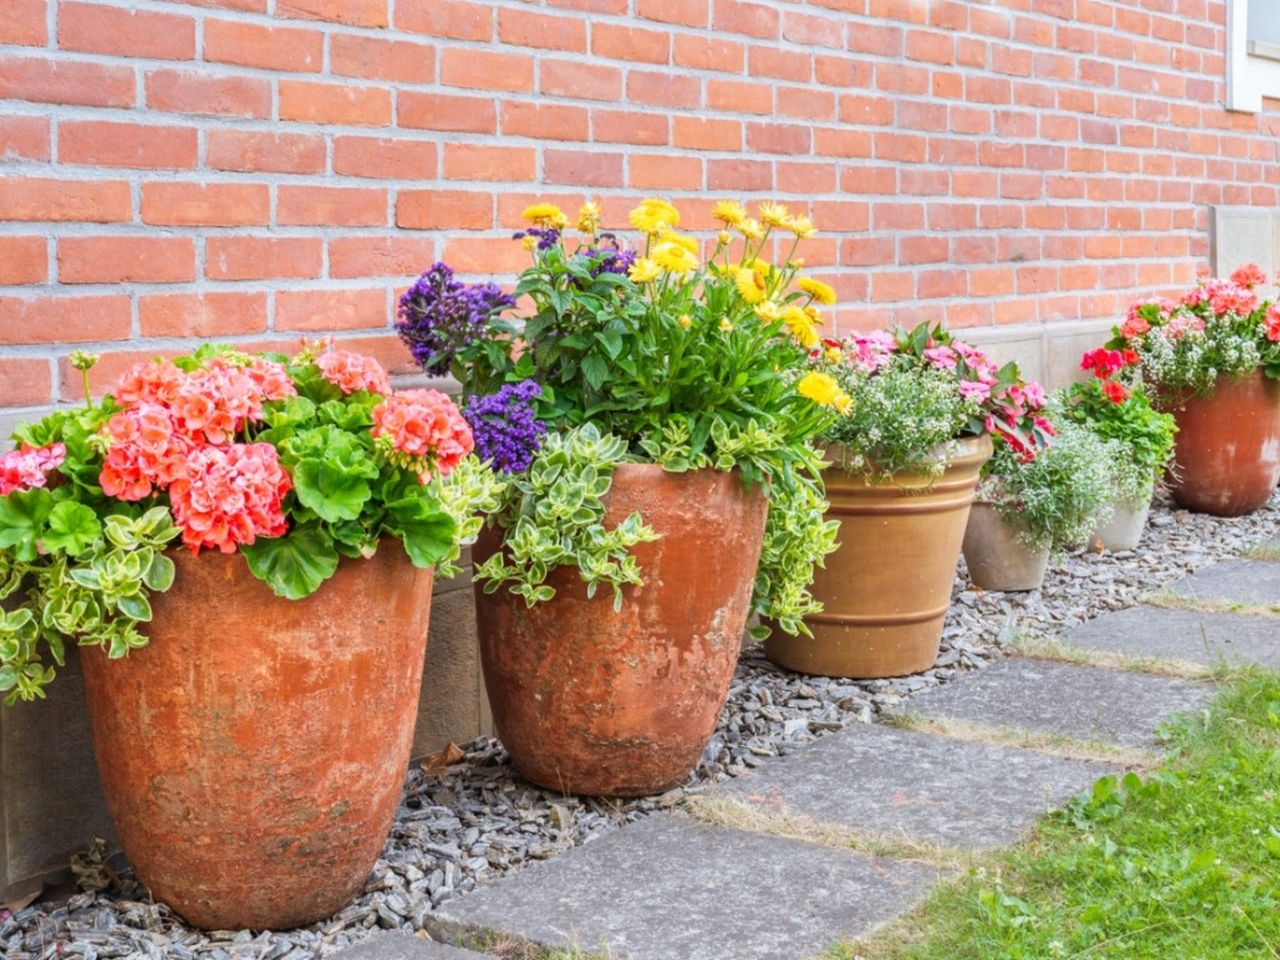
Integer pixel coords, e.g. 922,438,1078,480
824,431,994,483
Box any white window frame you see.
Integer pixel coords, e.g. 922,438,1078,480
1228,0,1280,112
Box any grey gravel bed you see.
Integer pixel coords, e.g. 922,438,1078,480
3,490,1277,960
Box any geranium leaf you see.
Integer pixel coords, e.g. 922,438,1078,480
0,489,55,561
386,496,457,568
42,501,102,557
242,526,340,600
292,445,376,523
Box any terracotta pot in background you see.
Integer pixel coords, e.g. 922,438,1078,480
474,465,767,798
1161,371,1280,517
1088,494,1152,553
81,547,433,931
962,503,1050,592
766,434,991,680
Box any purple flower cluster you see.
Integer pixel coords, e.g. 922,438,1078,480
464,380,546,474
512,227,561,250
396,262,515,377
586,245,637,277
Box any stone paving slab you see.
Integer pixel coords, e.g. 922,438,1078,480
883,657,1215,748
1063,606,1280,669
331,933,490,960
719,722,1116,849
1167,558,1280,609
430,815,938,960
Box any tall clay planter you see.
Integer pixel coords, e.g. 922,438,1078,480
962,503,1050,592
1162,371,1280,516
766,434,991,680
474,465,767,798
80,546,434,931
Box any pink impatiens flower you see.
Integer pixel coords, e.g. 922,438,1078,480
371,389,474,482
1230,263,1268,289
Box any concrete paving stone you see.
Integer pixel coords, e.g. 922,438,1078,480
330,932,491,960
719,723,1116,849
1167,558,1280,609
1062,605,1280,669
431,815,939,960
883,657,1216,748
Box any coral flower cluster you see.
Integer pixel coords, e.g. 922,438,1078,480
0,443,66,496
371,389,474,483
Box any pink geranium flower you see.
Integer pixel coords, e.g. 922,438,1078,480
167,443,291,554
317,347,392,396
0,443,66,496
371,389,474,482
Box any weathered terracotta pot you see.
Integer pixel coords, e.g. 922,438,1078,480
474,465,767,798
80,546,433,930
1089,494,1152,553
1161,371,1280,516
962,503,1050,592
766,434,991,680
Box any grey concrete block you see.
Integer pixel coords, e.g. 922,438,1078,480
415,583,486,756
432,815,938,960
719,723,1116,849
884,657,1216,748
1063,605,1280,669
331,932,491,960
1167,559,1280,610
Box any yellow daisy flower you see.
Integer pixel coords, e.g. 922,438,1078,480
797,276,838,305
783,306,820,350
713,200,747,227
628,257,661,284
798,371,851,412
717,230,732,245
754,300,782,322
733,266,768,304
785,215,816,239
758,201,790,228
521,235,538,252
522,203,568,229
678,314,693,329
660,231,700,255
629,198,680,235
719,318,734,332
577,201,601,235
652,240,699,274
737,217,764,240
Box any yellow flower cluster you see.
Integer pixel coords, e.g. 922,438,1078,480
713,199,815,239
798,371,852,414
521,201,601,235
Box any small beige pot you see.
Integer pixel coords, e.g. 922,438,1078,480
1088,494,1152,553
962,503,1049,592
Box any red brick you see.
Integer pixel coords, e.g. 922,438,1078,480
396,190,493,230
141,183,270,227
328,236,437,277
147,70,271,118
58,237,194,284
0,358,52,406
706,158,771,191
440,236,530,274
906,29,954,64
444,144,537,181
276,288,387,331
399,92,498,134
593,109,669,146
783,10,844,47
0,294,131,343
541,61,623,101
441,48,535,93
595,23,671,63
58,2,195,59
749,45,812,82
331,33,436,84
713,0,778,38
839,95,894,125
499,8,587,51
204,19,323,72
0,178,130,222
0,0,48,45
206,130,326,174
396,0,491,39
502,102,589,141
708,79,773,114
275,0,387,27
279,80,392,126
674,35,743,71
60,121,198,170
630,153,701,189
849,22,903,55
0,115,50,161
637,0,708,28
674,116,742,151
747,121,810,154
334,136,437,180
278,186,388,226
0,56,135,108
778,86,836,121
206,237,323,280
0,237,47,285
140,292,268,337
627,71,700,109
545,150,624,187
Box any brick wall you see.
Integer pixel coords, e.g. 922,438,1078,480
1,0,1278,421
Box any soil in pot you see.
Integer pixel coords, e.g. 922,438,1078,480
962,502,1050,592
1089,494,1152,553
766,434,991,680
80,546,433,931
473,464,767,798
1161,370,1280,517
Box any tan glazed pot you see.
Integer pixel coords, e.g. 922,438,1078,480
766,434,991,680
962,503,1050,592
80,546,434,930
474,465,767,798
1161,371,1280,517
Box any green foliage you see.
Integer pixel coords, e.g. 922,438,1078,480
830,672,1280,960
981,419,1115,552
1059,380,1178,503
473,424,659,610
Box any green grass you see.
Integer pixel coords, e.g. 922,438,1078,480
828,671,1280,960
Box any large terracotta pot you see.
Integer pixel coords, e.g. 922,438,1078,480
1161,370,1280,516
962,503,1050,592
80,546,433,930
766,434,991,680
474,465,767,798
